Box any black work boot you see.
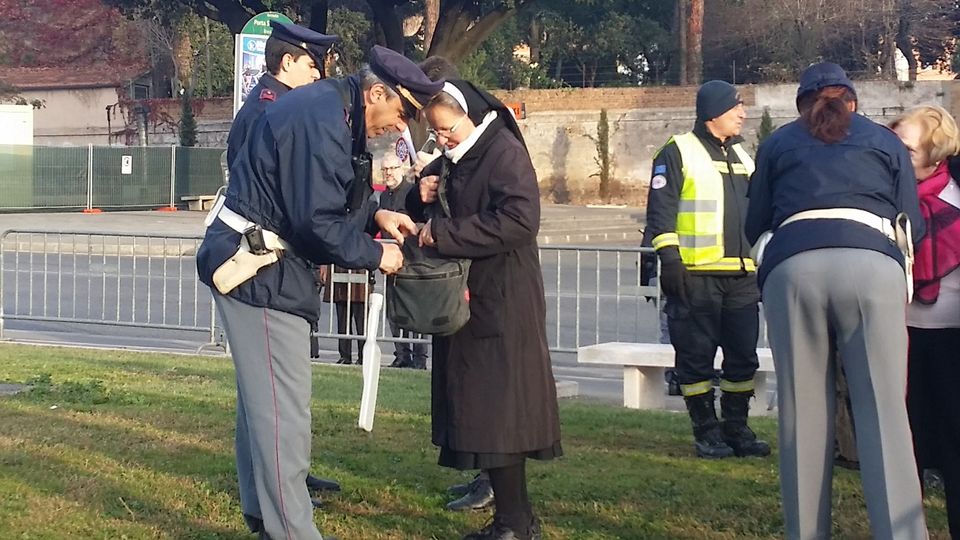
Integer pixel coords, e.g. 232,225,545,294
684,389,735,459
720,391,771,457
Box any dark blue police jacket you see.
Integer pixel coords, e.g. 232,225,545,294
226,73,290,167
197,76,382,322
745,113,925,288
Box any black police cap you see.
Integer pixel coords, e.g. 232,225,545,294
368,45,444,118
269,22,338,67
797,62,856,99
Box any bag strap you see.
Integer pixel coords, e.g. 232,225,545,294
437,160,452,218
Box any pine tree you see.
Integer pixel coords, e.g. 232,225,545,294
756,107,776,149
179,89,197,147
596,109,611,202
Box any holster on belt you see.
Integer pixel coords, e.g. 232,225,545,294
212,237,280,294
207,192,292,294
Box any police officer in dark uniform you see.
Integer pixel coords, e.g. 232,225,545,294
224,21,343,499
196,46,442,540
645,81,770,460
226,21,338,167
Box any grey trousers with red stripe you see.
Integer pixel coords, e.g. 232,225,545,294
763,249,927,540
214,292,323,540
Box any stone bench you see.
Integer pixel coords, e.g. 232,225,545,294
181,195,217,211
577,342,776,416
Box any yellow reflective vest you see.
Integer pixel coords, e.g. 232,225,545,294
651,132,756,272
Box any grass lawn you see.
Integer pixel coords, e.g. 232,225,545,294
0,343,949,539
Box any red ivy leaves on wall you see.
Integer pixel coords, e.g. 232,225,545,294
111,87,209,145
0,0,147,68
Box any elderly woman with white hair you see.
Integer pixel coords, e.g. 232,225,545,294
406,80,562,540
891,105,960,537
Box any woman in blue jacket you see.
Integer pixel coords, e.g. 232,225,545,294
745,62,928,540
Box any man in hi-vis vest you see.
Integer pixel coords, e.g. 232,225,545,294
645,80,770,459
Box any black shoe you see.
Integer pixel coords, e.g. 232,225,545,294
306,475,341,493
335,357,352,365
462,515,541,540
447,474,494,512
244,513,264,533
389,357,413,368
448,481,471,497
448,472,485,497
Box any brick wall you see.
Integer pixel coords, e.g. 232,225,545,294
148,96,233,122
491,85,757,114
138,80,960,206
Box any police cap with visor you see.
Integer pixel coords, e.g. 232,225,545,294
368,45,445,119
268,21,338,72
796,62,857,100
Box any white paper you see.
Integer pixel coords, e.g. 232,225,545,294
358,293,384,432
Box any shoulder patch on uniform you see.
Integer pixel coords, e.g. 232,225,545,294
654,164,667,175
651,175,667,190
259,89,276,102
396,138,409,161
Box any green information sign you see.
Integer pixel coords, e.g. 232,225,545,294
240,12,293,36
234,12,295,116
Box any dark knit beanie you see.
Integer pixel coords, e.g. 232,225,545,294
696,80,740,122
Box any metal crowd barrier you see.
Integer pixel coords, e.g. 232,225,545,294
538,245,662,352
0,230,664,355
0,230,219,352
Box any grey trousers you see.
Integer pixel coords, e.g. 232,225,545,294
763,248,927,540
214,292,323,540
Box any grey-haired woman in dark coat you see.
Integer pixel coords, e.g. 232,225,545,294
408,79,562,540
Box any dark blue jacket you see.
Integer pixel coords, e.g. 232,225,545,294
745,114,925,288
197,76,382,322
226,73,290,167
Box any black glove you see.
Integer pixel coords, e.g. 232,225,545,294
659,257,689,305
639,252,657,302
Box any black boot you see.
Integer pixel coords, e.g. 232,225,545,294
447,472,495,511
684,389,735,459
720,391,771,457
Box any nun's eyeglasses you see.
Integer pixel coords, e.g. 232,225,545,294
428,114,468,138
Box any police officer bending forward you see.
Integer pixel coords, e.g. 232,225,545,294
196,46,442,540
226,18,344,500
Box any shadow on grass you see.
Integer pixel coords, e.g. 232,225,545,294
0,434,244,538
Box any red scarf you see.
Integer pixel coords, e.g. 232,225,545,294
914,160,960,303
